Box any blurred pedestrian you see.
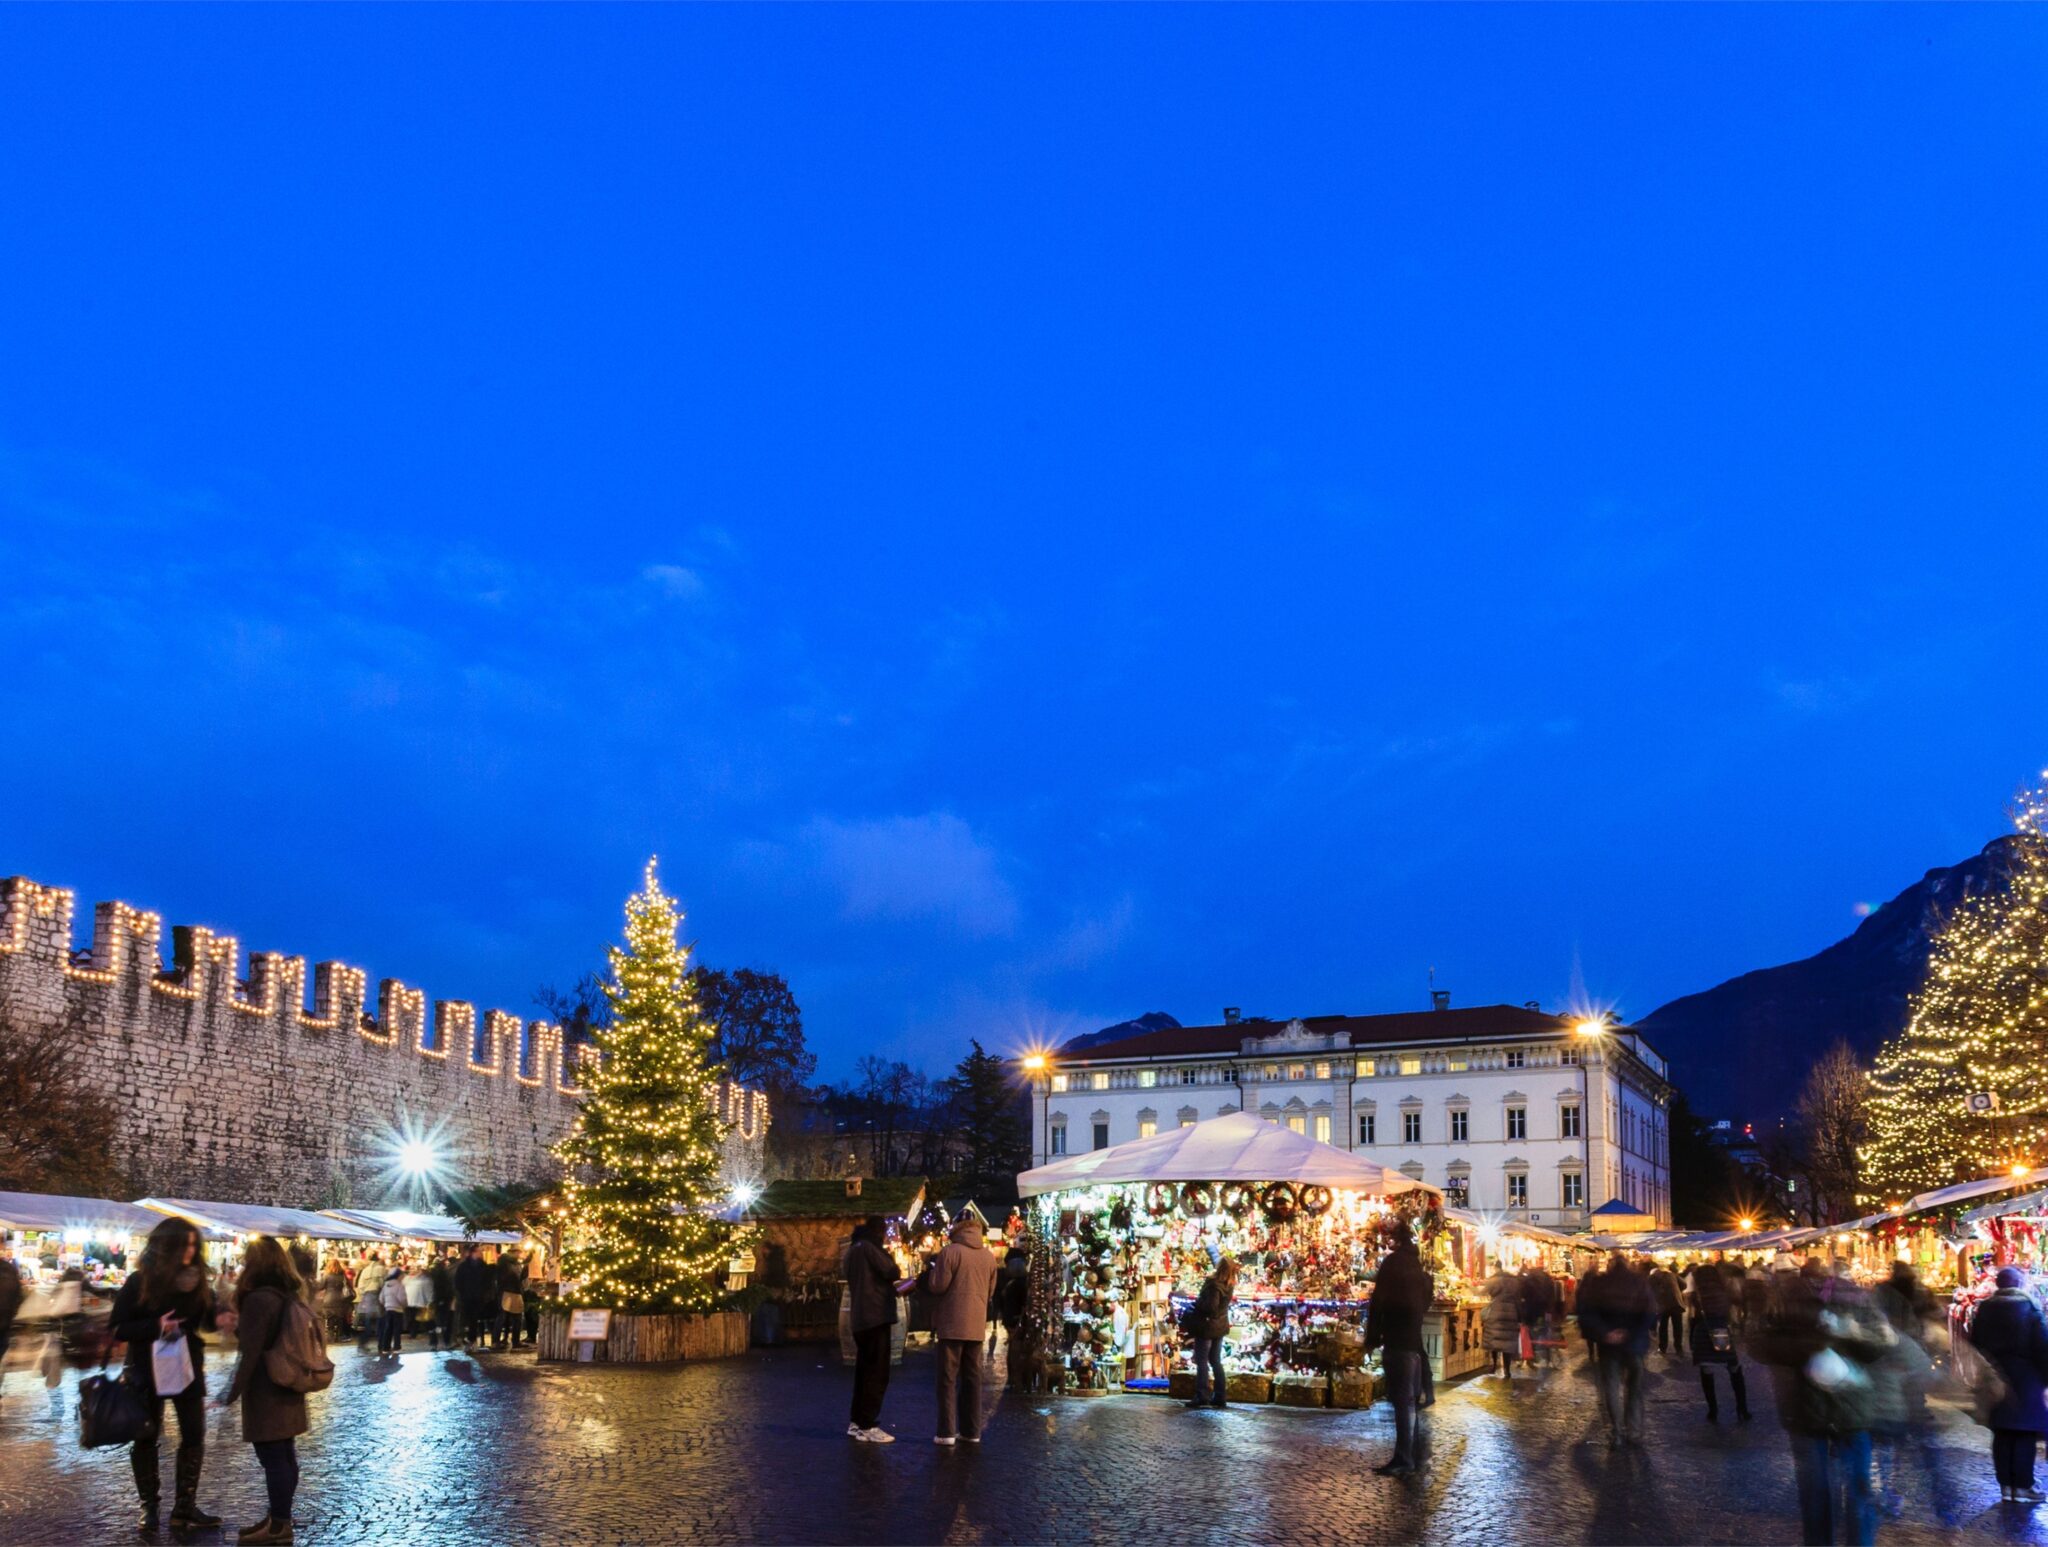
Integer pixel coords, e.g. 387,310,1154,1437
219,1236,312,1545
1481,1265,1523,1379
1871,1262,1939,1517
995,1241,1032,1389
496,1251,530,1349
1968,1266,2048,1504
286,1242,318,1306
1685,1260,1750,1421
317,1259,351,1340
0,1250,21,1400
403,1258,434,1345
842,1216,900,1443
1649,1260,1684,1356
1364,1220,1433,1477
1578,1251,1655,1447
376,1262,408,1356
107,1216,233,1535
429,1249,457,1352
1759,1257,1891,1546
454,1244,493,1349
1520,1260,1562,1369
1182,1256,1238,1410
354,1251,389,1350
922,1213,999,1446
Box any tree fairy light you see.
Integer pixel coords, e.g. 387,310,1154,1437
553,859,752,1315
1862,774,2048,1203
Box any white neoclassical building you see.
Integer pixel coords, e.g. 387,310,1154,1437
1028,1002,1674,1231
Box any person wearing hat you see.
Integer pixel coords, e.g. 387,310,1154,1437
1968,1267,2048,1503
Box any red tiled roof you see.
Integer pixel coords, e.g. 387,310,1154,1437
1061,1005,1583,1061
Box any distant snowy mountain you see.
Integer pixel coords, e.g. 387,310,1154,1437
1060,1011,1182,1055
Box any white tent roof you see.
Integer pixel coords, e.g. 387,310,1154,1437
1016,1111,1439,1200
139,1199,390,1242
0,1191,170,1237
321,1208,522,1245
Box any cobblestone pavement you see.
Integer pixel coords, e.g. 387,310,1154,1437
4,1334,2048,1546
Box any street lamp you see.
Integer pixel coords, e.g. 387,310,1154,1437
399,1139,438,1178
1021,1052,1051,1164
1574,1018,1607,1229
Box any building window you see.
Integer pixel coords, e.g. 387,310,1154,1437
1402,1111,1422,1144
1507,1105,1527,1141
1262,1063,1279,1080
1450,1109,1469,1144
1178,1106,1198,1128
1359,1113,1376,1145
1561,1045,1581,1066
1050,1125,1067,1156
1561,1104,1582,1139
1138,1119,1157,1139
1085,1072,1105,1091
1314,1060,1331,1080
1505,1048,1525,1069
1447,1055,1468,1073
1286,1115,1306,1136
1092,1121,1110,1151
1314,1113,1331,1143
1139,1069,1157,1088
1285,1063,1304,1081
1399,1057,1422,1076
1507,1173,1529,1208
1181,1068,1198,1085
1562,1172,1584,1210
1051,1073,1069,1093
1358,1058,1377,1078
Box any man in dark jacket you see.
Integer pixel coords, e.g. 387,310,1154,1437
1759,1258,1893,1544
1182,1257,1238,1410
996,1244,1034,1392
1648,1262,1684,1356
1520,1262,1561,1368
429,1250,458,1351
842,1217,901,1442
1577,1253,1656,1446
453,1244,495,1350
1968,1267,2048,1503
1364,1221,1434,1477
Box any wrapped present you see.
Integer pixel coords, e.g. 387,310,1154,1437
1329,1370,1378,1409
1275,1374,1328,1408
1225,1372,1272,1404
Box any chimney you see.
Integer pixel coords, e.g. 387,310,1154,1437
1524,1000,1540,1011
1430,990,1451,1012
1223,1007,1241,1025
845,1178,863,1198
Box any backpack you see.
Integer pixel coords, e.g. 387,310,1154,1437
263,1294,336,1395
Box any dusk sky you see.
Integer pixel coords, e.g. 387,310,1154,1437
4,6,2045,1083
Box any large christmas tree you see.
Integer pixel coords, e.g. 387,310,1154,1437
555,861,746,1314
1862,779,2048,1204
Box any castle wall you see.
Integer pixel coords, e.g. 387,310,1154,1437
0,876,768,1208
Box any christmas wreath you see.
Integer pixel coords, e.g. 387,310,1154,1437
1180,1182,1217,1216
1220,1182,1259,1217
1144,1183,1179,1218
1298,1185,1333,1216
1260,1182,1300,1221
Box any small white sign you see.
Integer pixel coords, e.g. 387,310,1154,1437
727,1250,757,1275
1967,1092,2001,1115
568,1309,613,1342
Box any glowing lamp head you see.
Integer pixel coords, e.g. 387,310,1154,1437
1022,1053,1047,1073
398,1139,438,1177
1738,1217,1755,1232
2015,1162,2032,1179
1574,1019,1606,1039
729,1182,761,1209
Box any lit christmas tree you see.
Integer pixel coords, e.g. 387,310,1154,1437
1862,778,2048,1204
555,861,747,1314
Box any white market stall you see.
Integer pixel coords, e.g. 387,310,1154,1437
1016,1112,1445,1406
139,1197,392,1274
0,1192,170,1309
320,1208,524,1248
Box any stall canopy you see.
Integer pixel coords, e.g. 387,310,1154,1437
321,1208,522,1245
139,1198,391,1243
0,1191,169,1237
1444,1207,1579,1248
1016,1111,1440,1200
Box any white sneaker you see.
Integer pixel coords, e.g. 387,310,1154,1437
934,1435,956,1446
961,1435,981,1444
847,1423,865,1439
864,1427,895,1444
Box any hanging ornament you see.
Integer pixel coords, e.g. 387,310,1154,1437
1181,1183,1216,1216
1261,1182,1300,1221
1299,1185,1333,1216
1145,1183,1178,1218
1220,1183,1259,1218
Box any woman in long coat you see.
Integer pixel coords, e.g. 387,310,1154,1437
1481,1268,1525,1377
221,1235,312,1544
1971,1267,2048,1503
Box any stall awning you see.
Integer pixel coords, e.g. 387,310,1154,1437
1444,1208,1579,1247
1016,1111,1440,1200
321,1209,523,1245
139,1199,392,1243
0,1191,170,1237
1959,1188,2048,1229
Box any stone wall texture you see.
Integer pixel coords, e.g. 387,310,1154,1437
0,875,768,1208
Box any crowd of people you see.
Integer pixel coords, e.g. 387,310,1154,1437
314,1244,541,1355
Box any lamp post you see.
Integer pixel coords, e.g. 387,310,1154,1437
1574,1019,1606,1229
1022,1054,1049,1165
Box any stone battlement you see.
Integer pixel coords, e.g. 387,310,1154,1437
0,875,768,1205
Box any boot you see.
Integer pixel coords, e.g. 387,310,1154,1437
1699,1369,1718,1422
169,1446,220,1531
1731,1368,1753,1421
236,1519,294,1545
131,1443,161,1535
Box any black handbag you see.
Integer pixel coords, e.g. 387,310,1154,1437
79,1366,151,1450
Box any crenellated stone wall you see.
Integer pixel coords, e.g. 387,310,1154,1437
0,875,769,1208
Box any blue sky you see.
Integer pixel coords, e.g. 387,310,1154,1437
3,6,2046,1084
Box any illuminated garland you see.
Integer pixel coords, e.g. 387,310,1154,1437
1862,778,2048,1205
553,860,752,1315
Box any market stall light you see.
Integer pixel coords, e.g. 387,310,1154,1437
1738,1217,1755,1231
728,1181,761,1209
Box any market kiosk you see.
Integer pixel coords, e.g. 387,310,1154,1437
1016,1112,1443,1407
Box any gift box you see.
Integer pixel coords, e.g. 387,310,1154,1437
1275,1374,1327,1408
1329,1370,1378,1409
1224,1372,1272,1404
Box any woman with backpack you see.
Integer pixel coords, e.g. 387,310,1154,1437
1182,1256,1238,1410
107,1215,234,1535
219,1236,323,1545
